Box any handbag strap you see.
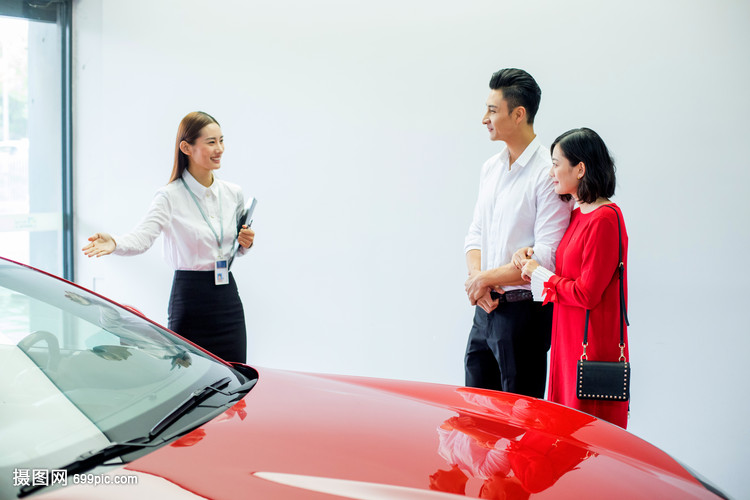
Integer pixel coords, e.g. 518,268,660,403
581,204,630,361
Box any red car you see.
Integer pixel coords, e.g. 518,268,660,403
1,257,727,499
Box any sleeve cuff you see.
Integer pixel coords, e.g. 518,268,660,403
464,244,481,254
237,243,251,257
530,266,555,302
111,235,125,255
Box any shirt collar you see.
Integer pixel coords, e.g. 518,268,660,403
183,169,219,197
508,136,542,171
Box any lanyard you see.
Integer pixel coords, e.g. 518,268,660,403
180,177,224,257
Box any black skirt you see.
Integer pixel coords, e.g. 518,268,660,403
167,270,247,363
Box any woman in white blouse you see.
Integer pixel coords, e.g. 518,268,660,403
82,111,255,363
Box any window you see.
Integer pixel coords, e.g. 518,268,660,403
0,0,72,279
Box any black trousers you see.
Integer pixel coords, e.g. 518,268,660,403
168,270,247,363
464,300,552,398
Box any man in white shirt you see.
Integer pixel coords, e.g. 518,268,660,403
463,68,572,398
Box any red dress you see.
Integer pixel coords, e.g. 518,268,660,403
544,203,629,428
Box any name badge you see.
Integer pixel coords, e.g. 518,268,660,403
215,259,229,286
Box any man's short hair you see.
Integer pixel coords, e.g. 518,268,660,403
489,68,542,125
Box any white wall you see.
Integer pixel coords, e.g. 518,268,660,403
73,1,750,497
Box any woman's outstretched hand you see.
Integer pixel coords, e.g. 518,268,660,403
82,233,116,257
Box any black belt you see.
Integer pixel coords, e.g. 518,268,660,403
490,289,533,303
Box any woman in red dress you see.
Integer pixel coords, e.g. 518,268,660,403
512,128,629,428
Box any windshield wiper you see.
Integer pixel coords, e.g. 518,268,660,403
148,376,231,439
19,377,236,498
226,377,257,395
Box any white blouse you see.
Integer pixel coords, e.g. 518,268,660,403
113,170,249,271
530,265,556,302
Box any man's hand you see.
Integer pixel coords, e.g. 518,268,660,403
465,270,487,305
476,289,499,313
512,246,534,269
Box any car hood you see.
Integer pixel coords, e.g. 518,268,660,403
39,367,715,499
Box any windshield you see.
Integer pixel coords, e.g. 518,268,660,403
0,258,256,498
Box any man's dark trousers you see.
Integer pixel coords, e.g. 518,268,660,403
465,295,553,398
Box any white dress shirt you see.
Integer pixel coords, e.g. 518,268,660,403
464,137,573,291
114,170,248,271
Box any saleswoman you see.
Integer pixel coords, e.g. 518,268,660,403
83,111,254,363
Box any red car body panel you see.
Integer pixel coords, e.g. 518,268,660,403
39,367,717,499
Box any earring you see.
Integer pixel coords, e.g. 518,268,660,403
577,174,583,179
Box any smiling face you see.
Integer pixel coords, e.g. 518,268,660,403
182,123,224,176
550,143,584,198
482,89,517,142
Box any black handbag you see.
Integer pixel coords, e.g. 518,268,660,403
576,205,630,401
